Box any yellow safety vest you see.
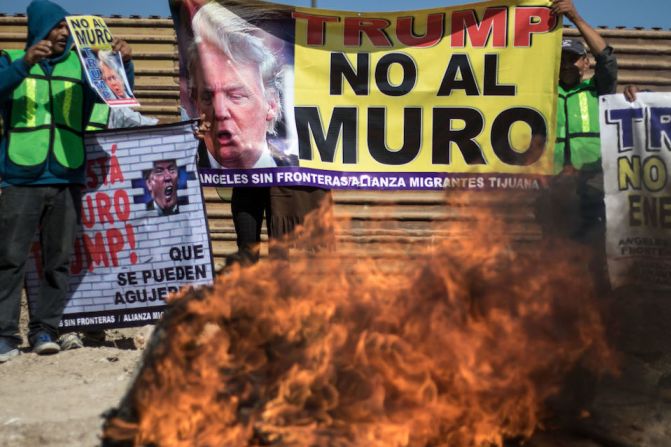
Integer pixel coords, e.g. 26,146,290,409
4,49,86,182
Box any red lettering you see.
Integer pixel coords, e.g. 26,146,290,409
85,160,98,189
82,190,129,227
126,224,138,265
83,232,108,271
72,225,130,273
397,13,444,47
96,193,114,225
108,154,125,184
85,157,107,189
114,189,131,221
294,9,553,50
344,18,392,47
451,7,508,48
293,11,340,46
81,195,96,229
106,228,124,267
514,7,556,47
70,238,84,275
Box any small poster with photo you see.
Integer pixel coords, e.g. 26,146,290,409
65,15,140,108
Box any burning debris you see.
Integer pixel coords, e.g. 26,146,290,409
103,196,614,447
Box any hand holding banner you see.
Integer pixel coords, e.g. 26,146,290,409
171,0,562,189
66,15,140,107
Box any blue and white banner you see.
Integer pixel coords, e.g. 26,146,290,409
601,92,671,289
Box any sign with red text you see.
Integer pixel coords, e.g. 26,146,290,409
601,93,671,290
170,0,561,190
25,122,214,330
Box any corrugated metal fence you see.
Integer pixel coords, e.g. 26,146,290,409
2,15,669,266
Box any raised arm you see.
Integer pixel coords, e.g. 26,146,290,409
0,40,53,100
551,0,607,55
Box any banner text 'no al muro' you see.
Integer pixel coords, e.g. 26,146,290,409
170,0,561,190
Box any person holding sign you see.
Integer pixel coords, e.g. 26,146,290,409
551,0,618,242
190,2,331,266
0,0,135,361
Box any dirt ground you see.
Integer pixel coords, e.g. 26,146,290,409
1,289,671,447
0,330,143,447
0,295,155,447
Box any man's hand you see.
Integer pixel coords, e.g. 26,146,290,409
23,40,53,66
111,37,132,62
559,164,578,176
624,85,640,102
551,0,581,23
552,0,606,56
194,113,211,140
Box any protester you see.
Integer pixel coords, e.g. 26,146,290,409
0,0,134,362
550,0,617,243
145,159,180,216
531,0,619,307
532,0,619,295
190,2,331,266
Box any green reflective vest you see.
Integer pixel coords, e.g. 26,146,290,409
86,102,110,131
554,78,602,173
3,49,86,182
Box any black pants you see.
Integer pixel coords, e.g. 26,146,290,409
230,187,270,266
0,185,80,345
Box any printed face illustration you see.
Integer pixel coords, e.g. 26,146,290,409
146,160,178,211
101,61,127,99
194,40,278,169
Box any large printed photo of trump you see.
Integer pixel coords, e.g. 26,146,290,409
170,0,298,170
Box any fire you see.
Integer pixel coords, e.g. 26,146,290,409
103,192,614,447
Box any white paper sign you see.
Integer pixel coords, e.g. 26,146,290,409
600,92,671,289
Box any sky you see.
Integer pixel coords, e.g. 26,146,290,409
2,0,670,29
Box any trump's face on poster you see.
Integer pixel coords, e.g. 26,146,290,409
194,40,279,169
146,160,179,214
101,60,128,99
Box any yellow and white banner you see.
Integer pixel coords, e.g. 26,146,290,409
170,0,561,189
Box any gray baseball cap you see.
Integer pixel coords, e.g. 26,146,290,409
561,38,587,55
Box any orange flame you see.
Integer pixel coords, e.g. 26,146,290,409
104,191,615,447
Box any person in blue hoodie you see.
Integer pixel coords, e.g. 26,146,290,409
0,0,134,362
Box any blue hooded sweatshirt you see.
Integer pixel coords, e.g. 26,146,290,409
0,0,135,186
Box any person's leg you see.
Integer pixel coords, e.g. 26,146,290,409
230,187,268,265
576,179,609,295
267,187,333,259
28,185,80,344
0,186,47,346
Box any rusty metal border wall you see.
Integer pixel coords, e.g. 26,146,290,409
2,15,669,266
